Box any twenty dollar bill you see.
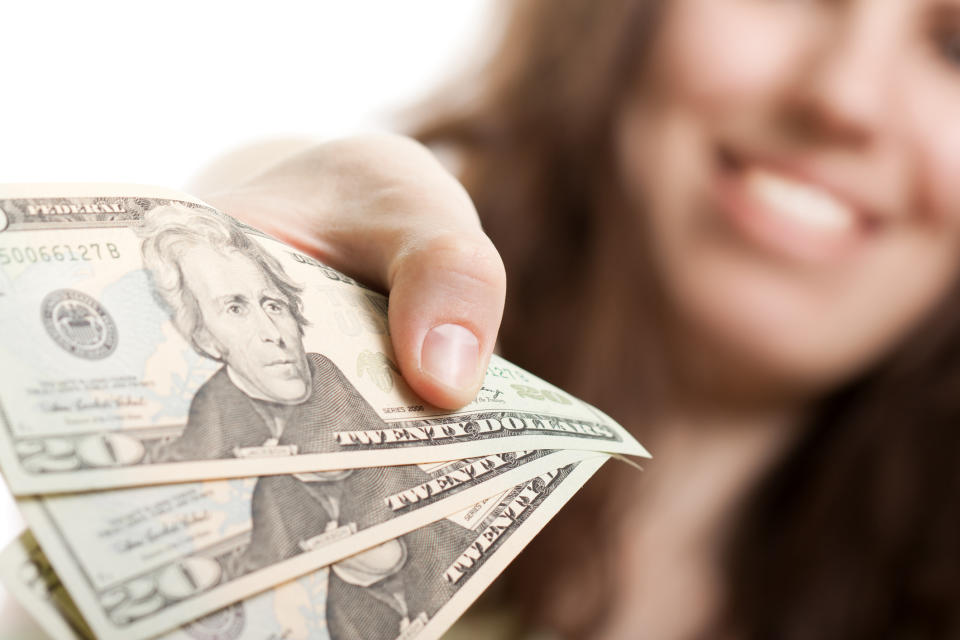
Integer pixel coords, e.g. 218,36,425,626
16,449,594,638
0,184,648,493
2,456,608,640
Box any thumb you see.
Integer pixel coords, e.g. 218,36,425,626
200,134,506,411
387,232,506,410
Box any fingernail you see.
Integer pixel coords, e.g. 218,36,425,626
421,323,480,390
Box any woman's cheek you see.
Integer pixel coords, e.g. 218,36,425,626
901,64,960,225
916,127,960,225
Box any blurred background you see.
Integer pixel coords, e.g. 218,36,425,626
0,2,494,636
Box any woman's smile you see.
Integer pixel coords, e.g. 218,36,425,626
712,147,881,265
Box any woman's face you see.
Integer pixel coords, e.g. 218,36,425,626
618,0,960,394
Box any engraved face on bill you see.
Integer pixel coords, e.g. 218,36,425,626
140,206,314,406
0,185,648,493
137,204,391,466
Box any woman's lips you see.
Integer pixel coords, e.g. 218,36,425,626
713,149,875,264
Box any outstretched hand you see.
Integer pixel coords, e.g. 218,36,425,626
197,134,506,410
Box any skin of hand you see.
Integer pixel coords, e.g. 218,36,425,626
193,134,506,411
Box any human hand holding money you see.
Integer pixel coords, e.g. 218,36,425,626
197,134,508,412
0,183,648,639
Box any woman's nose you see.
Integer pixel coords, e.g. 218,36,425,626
788,1,900,147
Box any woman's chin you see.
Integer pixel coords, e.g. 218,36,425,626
665,270,876,398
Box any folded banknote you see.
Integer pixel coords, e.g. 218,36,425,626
2,456,607,640
0,183,646,639
16,448,596,638
0,184,648,494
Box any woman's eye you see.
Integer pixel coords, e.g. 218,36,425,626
941,30,960,68
930,11,960,70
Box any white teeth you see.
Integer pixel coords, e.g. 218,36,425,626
746,169,855,232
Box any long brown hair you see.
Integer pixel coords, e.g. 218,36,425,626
417,0,960,637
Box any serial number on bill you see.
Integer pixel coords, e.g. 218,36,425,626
383,405,425,414
0,243,121,264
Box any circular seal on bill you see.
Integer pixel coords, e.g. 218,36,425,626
0,206,8,232
182,603,245,640
41,289,118,359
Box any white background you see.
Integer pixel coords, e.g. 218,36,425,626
0,2,496,636
0,1,496,185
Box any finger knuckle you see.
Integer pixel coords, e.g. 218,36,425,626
420,233,507,292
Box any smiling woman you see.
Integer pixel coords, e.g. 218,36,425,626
414,0,960,637
189,0,960,637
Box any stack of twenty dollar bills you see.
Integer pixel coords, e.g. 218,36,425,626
0,184,648,640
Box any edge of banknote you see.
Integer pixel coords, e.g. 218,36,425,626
1,455,609,640
16,449,598,640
